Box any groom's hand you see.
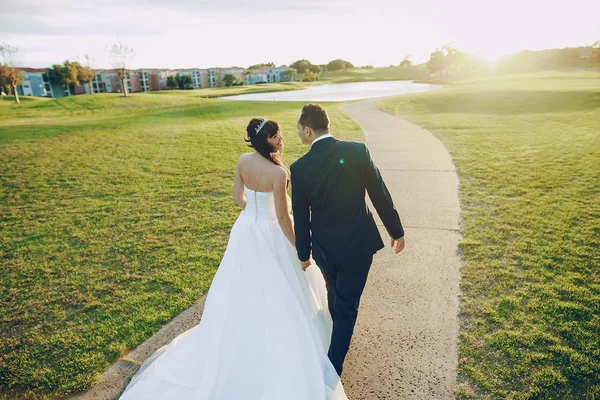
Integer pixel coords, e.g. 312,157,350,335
391,237,405,254
301,260,312,271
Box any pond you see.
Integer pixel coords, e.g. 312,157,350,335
225,80,441,102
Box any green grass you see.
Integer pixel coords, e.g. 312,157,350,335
379,71,600,400
0,92,362,399
320,65,430,83
1,96,47,104
152,81,309,98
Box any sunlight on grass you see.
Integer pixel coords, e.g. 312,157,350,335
379,71,600,400
0,94,362,398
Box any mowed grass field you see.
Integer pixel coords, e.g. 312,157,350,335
320,65,430,83
379,71,600,399
0,92,362,399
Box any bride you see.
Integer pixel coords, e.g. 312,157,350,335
119,118,348,399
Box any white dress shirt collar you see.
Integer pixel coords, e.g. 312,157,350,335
311,133,333,147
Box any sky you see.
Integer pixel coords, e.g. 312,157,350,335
1,0,599,69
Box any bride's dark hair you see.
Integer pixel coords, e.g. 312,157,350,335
245,118,285,168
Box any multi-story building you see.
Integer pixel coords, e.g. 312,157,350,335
15,66,297,98
176,69,223,89
245,67,296,84
206,69,218,88
17,68,54,97
217,68,245,86
148,70,168,91
91,71,109,93
176,69,204,89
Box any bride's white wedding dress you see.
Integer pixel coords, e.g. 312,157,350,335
119,186,348,400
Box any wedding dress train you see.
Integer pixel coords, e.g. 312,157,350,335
119,186,348,399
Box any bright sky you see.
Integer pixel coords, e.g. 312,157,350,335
2,0,599,69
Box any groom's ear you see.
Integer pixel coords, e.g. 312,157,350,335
304,125,312,137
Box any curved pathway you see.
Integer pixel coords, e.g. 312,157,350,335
340,99,462,399
72,98,462,400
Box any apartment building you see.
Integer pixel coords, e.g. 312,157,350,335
176,68,223,88
217,68,245,86
245,67,296,84
15,66,296,97
17,68,54,97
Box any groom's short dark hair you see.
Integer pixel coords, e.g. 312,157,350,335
299,104,330,134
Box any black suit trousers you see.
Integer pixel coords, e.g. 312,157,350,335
316,255,373,377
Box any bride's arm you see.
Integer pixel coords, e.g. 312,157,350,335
273,168,295,247
233,161,246,208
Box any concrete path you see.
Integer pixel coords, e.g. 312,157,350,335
340,99,462,399
72,98,462,400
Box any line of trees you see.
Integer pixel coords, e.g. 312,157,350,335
289,59,323,81
496,43,600,74
425,41,600,78
1,40,137,104
288,58,355,81
248,62,275,69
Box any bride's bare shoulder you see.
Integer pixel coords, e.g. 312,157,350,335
237,152,254,165
266,165,288,188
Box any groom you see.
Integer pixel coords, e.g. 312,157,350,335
291,103,405,376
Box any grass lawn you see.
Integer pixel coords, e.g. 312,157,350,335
379,71,600,399
320,65,430,83
152,81,309,98
0,92,362,399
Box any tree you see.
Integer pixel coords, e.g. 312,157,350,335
0,65,23,103
427,43,459,76
0,44,23,104
308,64,323,74
326,59,353,71
242,69,253,83
80,54,95,95
326,59,347,71
175,73,192,89
223,73,238,87
63,61,86,95
77,65,94,95
108,40,135,97
302,70,319,82
48,63,66,93
0,68,9,95
167,75,178,90
290,59,312,73
47,61,84,96
400,55,413,67
284,69,297,81
427,49,446,76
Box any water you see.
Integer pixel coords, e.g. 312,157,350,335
225,80,441,102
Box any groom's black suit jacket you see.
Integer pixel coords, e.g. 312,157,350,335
291,137,404,263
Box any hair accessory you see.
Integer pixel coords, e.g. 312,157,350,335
254,119,268,135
